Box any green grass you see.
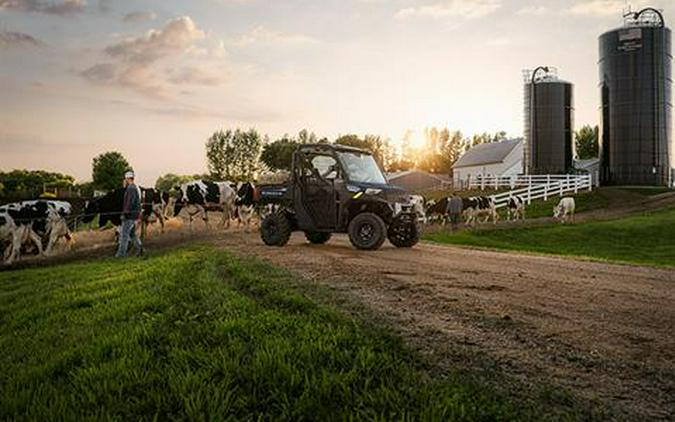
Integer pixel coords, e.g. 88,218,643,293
425,207,675,268
0,246,533,421
519,190,609,219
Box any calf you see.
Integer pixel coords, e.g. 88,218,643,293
174,180,236,229
462,196,498,226
553,197,575,223
506,196,526,221
82,189,125,229
0,202,47,262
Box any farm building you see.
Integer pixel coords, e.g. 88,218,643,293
575,158,601,186
452,139,524,184
387,170,450,191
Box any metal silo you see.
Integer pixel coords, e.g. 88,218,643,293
599,7,673,186
523,67,575,174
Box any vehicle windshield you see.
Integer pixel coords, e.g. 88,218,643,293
337,151,387,184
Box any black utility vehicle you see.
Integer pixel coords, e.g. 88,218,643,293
257,144,419,250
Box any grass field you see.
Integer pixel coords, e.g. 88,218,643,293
425,207,675,267
0,246,535,421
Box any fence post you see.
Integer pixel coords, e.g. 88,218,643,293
559,180,563,196
481,176,485,191
587,175,592,191
574,176,579,193
527,184,532,204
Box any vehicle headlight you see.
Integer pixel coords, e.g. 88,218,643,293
365,188,382,195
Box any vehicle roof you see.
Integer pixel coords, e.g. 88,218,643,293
297,143,372,155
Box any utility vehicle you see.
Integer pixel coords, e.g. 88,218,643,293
257,144,419,250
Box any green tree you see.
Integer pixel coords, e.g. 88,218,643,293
92,152,132,191
260,137,299,171
575,125,599,159
0,169,76,198
206,128,263,181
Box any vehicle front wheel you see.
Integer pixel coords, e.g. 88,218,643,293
305,231,332,244
388,217,419,248
348,212,386,250
260,212,292,247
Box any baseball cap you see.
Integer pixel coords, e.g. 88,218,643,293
124,171,135,179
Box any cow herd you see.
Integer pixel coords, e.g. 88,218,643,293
0,179,261,265
0,182,577,265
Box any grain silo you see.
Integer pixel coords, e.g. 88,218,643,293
599,7,673,186
523,67,575,175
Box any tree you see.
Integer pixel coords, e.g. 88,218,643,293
575,125,599,159
260,137,299,171
206,128,263,181
155,173,195,192
92,152,132,191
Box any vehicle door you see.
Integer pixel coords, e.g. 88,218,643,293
297,153,339,229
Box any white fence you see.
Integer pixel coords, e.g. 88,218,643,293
468,174,594,191
490,174,592,209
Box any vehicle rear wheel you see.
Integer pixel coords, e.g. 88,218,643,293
260,212,292,247
348,212,386,250
388,217,419,248
304,231,332,244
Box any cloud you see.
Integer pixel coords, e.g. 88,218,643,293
0,0,86,15
395,0,501,20
568,0,638,16
515,6,549,16
231,26,319,47
0,31,43,49
123,10,157,23
81,16,224,98
167,67,224,86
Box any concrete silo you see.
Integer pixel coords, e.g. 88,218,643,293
523,67,575,175
599,7,673,186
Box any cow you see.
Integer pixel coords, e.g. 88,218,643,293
173,180,236,229
408,195,427,224
0,200,74,260
233,182,256,228
0,202,47,263
462,196,498,226
506,196,526,221
553,197,576,223
140,188,170,232
0,211,21,264
425,197,449,225
82,189,125,230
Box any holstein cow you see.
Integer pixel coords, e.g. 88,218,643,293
553,197,576,223
425,197,449,225
174,180,236,229
0,200,74,260
506,196,526,221
82,189,125,230
140,188,170,232
233,182,256,228
0,211,22,264
408,195,427,224
462,196,498,226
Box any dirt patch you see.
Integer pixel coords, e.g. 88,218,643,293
212,232,675,420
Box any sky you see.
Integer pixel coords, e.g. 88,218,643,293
1,0,674,185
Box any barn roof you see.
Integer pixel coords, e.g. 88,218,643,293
452,139,522,169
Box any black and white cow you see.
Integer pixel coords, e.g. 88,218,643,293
82,189,125,229
0,211,22,264
233,182,256,228
408,195,427,224
174,180,236,229
0,200,74,260
506,196,526,221
425,197,449,225
462,196,498,226
140,188,170,232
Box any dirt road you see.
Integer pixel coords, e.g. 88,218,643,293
215,232,675,420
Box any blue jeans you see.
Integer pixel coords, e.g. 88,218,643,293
116,218,142,257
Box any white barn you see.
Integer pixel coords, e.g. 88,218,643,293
452,139,524,185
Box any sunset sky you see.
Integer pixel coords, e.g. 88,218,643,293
1,0,673,185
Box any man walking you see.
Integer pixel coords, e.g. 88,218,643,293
446,193,463,231
116,171,143,258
